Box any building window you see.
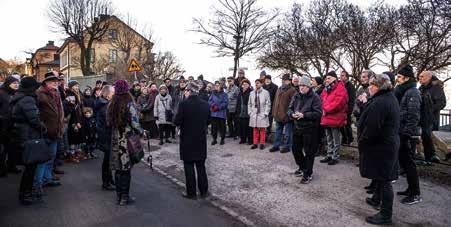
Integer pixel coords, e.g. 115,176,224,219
108,29,118,40
88,48,95,63
109,49,117,63
61,52,68,67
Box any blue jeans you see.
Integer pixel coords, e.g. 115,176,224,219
272,121,293,150
34,140,58,188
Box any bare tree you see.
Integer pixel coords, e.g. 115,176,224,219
390,0,451,74
48,0,113,76
336,2,397,80
259,0,343,78
259,4,310,76
192,0,278,78
152,52,184,80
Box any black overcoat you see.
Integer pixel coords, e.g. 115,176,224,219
174,94,210,162
357,90,400,181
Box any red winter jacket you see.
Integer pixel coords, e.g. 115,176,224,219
320,81,348,127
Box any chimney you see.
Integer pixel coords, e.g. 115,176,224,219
48,41,54,46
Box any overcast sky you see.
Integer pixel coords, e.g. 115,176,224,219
0,0,407,83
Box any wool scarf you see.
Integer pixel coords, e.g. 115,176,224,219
255,88,262,114
394,79,417,102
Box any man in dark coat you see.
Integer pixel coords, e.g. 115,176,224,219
0,75,20,176
340,71,356,145
263,75,278,136
287,77,322,184
174,80,211,199
418,71,446,163
95,85,115,190
270,74,296,153
35,72,65,194
358,74,400,225
394,65,422,205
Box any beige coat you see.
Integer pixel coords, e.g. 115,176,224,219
248,88,271,128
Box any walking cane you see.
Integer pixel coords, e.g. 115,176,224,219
144,130,153,170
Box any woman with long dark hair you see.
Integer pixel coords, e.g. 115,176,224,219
107,80,144,206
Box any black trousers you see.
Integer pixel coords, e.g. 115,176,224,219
102,149,113,186
115,170,131,199
371,180,394,218
340,113,353,143
159,124,171,141
170,125,176,138
211,117,226,141
292,129,319,177
183,160,208,196
226,112,238,137
149,120,159,139
421,128,436,160
19,163,37,199
0,141,17,173
267,114,274,135
398,135,420,196
239,118,252,143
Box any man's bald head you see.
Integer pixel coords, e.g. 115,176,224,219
419,71,433,85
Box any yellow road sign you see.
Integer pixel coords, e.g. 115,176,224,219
128,59,143,72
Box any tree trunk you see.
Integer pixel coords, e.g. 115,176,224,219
84,39,95,76
79,45,88,76
233,56,239,78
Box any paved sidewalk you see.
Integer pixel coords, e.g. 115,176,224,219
146,137,451,226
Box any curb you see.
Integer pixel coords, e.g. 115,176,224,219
140,159,256,227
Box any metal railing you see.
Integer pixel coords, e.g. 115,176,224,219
439,109,450,131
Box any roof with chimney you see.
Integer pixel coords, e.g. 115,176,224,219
37,41,59,51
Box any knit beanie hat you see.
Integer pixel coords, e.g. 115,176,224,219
114,80,130,95
313,76,324,85
398,65,415,78
326,71,337,78
19,76,40,90
68,80,79,89
299,76,312,88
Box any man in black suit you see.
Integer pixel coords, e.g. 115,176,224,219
174,80,211,199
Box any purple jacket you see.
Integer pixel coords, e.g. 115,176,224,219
208,91,228,119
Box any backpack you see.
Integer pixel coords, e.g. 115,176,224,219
419,91,434,129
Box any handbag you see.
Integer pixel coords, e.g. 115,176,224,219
22,128,52,165
127,133,144,164
161,100,173,122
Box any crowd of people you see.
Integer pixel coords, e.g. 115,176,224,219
0,64,448,225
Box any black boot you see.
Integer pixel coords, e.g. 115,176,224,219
32,187,44,204
365,212,392,225
119,171,134,206
115,172,121,204
20,191,34,205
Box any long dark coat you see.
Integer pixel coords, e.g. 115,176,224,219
94,97,111,152
10,91,45,148
358,90,400,181
174,94,210,162
419,77,447,130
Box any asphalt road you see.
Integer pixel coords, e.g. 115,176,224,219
0,156,242,227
